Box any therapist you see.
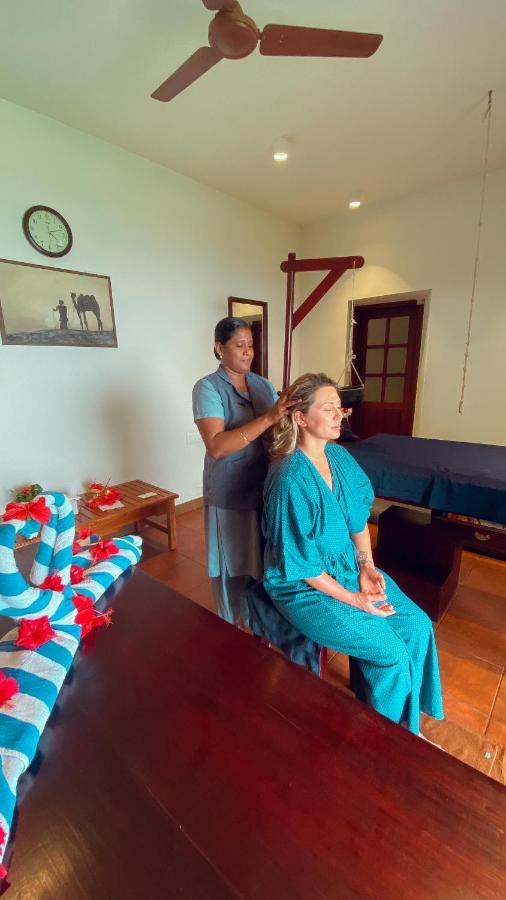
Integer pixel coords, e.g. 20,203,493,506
192,316,293,626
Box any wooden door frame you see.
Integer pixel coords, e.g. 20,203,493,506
346,291,430,436
228,296,269,378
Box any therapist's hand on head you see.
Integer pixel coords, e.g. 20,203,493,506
267,391,299,425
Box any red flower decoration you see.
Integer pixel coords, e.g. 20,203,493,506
16,616,56,650
72,541,81,554
77,526,93,540
0,672,19,707
75,607,113,638
2,496,51,525
40,573,64,592
70,564,87,585
102,487,120,503
21,486,31,495
90,539,119,563
72,593,94,613
89,482,105,493
87,486,121,509
0,824,5,879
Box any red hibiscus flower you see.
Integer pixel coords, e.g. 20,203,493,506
90,539,119,563
16,616,56,650
75,607,113,638
40,573,64,592
0,672,19,707
87,486,120,509
70,564,88,585
2,496,51,525
71,593,94,613
100,488,120,505
0,824,5,878
89,482,105,493
77,526,93,540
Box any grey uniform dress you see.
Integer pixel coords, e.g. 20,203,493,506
192,366,278,624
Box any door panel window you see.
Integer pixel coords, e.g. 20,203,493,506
389,316,410,343
386,347,407,373
367,317,386,344
365,347,384,374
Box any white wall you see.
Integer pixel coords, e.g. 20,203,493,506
297,169,506,445
0,99,300,507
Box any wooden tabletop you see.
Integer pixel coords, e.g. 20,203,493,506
15,480,179,550
4,570,506,900
78,479,178,524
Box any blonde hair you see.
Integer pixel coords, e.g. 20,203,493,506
270,372,339,458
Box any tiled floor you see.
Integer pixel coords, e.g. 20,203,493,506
140,508,506,779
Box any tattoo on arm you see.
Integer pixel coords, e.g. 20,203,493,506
357,550,374,568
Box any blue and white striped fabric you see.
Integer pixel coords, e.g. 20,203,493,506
0,492,142,870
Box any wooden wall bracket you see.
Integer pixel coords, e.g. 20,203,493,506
280,252,364,389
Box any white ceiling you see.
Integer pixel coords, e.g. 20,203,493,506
1,0,506,224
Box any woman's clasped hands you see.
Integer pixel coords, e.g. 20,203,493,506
353,563,396,617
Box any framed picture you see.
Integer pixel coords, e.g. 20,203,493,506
0,257,118,347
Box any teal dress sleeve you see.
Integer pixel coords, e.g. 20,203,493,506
330,445,374,534
263,470,324,582
192,378,225,421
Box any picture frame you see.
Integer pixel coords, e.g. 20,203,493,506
0,257,118,348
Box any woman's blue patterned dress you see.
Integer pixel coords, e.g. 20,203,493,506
262,444,443,734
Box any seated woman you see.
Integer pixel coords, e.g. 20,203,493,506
262,373,443,736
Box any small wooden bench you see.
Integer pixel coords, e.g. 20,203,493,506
16,480,179,551
375,504,461,622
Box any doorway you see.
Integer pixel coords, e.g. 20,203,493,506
228,297,269,378
351,300,424,438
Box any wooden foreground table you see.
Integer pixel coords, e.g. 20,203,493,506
4,570,506,900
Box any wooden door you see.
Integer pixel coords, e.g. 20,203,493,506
351,302,423,438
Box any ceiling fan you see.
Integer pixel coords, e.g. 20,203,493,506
151,0,383,103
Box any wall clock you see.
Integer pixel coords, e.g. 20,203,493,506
22,205,73,258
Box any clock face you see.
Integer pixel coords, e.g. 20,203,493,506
22,206,73,257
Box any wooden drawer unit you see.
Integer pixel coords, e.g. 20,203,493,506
431,514,506,561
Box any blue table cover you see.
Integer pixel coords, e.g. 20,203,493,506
346,434,506,524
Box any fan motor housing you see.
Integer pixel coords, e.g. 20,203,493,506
208,11,259,59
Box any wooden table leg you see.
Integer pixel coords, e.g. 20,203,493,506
166,500,177,551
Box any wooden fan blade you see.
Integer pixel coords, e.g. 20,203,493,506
202,1,238,10
151,46,223,102
260,25,383,58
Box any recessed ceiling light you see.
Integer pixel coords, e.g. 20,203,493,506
273,138,289,162
348,191,362,209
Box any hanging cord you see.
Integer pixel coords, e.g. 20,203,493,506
338,260,364,387
458,89,493,414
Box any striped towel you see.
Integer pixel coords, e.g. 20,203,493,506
0,492,142,872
